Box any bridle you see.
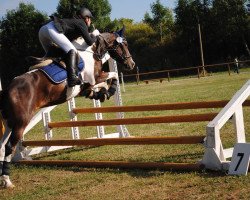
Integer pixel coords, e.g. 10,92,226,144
94,33,132,63
106,38,132,62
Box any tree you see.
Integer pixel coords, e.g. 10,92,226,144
56,0,112,31
123,21,157,55
0,3,48,87
143,0,174,42
174,0,209,66
211,0,250,57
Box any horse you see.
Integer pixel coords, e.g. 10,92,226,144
0,27,135,188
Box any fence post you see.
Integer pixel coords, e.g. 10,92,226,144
227,63,231,76
120,72,125,93
197,67,200,79
167,71,170,82
136,66,140,85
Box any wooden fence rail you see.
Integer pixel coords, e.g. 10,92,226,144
48,113,218,128
22,136,205,147
73,100,250,114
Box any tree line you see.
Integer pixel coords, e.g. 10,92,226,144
0,0,249,88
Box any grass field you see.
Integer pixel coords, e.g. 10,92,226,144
1,69,250,200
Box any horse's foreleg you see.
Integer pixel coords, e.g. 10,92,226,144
81,72,118,102
101,72,118,97
0,124,14,189
96,72,118,83
0,123,11,168
1,144,14,189
95,72,118,102
107,78,117,97
0,123,26,189
92,82,109,90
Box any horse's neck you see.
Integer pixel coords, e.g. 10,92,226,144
72,37,95,85
73,36,110,63
73,36,110,86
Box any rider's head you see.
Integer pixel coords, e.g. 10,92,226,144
77,7,93,27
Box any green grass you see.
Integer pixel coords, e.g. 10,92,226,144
1,69,250,200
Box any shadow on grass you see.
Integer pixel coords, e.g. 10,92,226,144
14,162,228,180
14,149,229,179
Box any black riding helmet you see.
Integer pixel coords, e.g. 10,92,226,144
78,7,93,19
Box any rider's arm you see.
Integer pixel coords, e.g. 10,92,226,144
76,20,96,46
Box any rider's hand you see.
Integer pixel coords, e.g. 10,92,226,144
92,29,100,36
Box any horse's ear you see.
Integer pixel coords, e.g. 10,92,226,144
116,25,125,37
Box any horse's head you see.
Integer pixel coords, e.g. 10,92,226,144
95,27,135,71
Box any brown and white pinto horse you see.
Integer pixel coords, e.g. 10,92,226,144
0,27,135,188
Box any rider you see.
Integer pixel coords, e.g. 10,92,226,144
38,7,99,87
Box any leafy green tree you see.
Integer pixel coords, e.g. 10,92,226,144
0,3,48,87
103,18,121,32
174,0,250,66
56,0,112,31
211,0,250,57
123,21,156,55
174,0,212,66
143,0,174,42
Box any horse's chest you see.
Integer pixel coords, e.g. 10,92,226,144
82,65,95,85
66,85,81,100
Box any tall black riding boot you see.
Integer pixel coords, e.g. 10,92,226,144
65,50,81,87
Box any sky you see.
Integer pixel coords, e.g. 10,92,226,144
0,0,176,22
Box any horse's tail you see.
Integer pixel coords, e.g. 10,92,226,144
0,89,8,110
0,117,5,139
0,90,3,110
0,90,6,138
0,90,7,139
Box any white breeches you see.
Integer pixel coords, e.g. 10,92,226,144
39,21,76,53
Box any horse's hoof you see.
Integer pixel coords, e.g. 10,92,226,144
1,182,15,189
0,175,15,189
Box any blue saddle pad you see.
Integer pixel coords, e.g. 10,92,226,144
39,58,84,84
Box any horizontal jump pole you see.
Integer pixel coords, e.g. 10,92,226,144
48,113,218,128
73,100,250,114
17,160,204,171
22,136,205,147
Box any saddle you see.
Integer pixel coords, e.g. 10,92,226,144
27,57,66,70
26,47,84,84
26,46,66,70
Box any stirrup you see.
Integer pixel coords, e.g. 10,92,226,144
67,77,81,87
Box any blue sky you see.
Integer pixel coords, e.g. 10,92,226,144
0,0,176,22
